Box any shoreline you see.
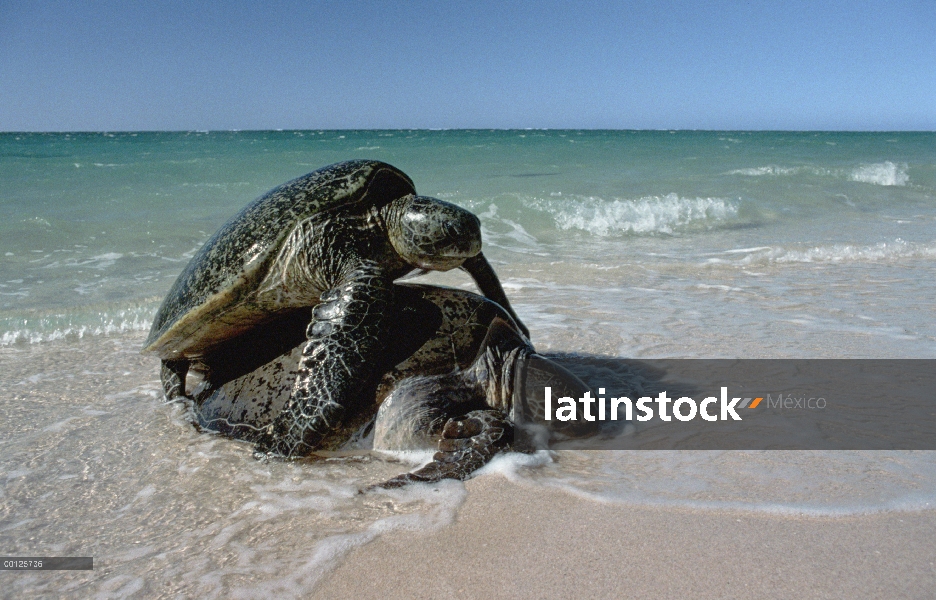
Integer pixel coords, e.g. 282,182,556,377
315,475,936,599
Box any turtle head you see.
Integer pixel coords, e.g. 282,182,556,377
388,195,482,271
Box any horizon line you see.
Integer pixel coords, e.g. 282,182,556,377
3,128,935,134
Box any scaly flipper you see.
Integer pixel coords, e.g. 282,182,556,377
160,358,190,401
254,265,392,457
460,253,529,339
373,409,513,489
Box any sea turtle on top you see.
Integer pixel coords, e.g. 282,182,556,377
142,160,528,457
187,283,598,487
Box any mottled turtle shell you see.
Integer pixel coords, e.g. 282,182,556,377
143,160,415,358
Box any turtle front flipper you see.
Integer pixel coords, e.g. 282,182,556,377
254,265,393,457
375,409,513,489
460,253,529,339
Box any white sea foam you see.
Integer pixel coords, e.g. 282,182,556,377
0,305,155,346
706,239,936,266
528,194,739,236
726,165,822,177
230,480,467,597
476,203,543,252
476,450,556,481
39,252,124,270
728,161,910,186
499,451,936,517
848,161,910,186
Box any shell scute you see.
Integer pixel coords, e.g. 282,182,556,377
144,160,415,356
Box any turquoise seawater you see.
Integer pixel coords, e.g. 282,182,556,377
2,130,935,355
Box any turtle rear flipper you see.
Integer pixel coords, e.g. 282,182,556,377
160,358,190,401
373,409,513,489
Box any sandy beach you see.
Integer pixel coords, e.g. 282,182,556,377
316,477,936,599
3,332,934,598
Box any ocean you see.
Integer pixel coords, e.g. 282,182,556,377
2,130,935,595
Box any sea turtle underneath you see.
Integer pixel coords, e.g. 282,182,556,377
142,160,528,457
188,284,596,486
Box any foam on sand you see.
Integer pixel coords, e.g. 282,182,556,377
703,239,936,266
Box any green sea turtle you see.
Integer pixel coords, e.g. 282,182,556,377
142,160,528,457
188,284,595,486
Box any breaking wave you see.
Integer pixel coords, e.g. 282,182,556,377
848,161,910,186
0,304,157,346
728,161,910,187
727,165,825,177
526,194,740,236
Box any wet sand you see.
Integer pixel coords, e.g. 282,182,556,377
3,333,935,598
315,476,936,599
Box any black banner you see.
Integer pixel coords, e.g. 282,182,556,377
0,557,93,570
525,358,936,450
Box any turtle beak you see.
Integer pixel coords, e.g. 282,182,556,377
413,254,468,271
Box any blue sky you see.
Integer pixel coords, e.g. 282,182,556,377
1,0,933,131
